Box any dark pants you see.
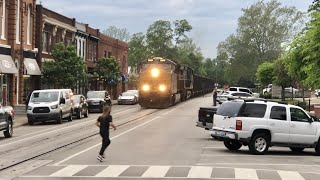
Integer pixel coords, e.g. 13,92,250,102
99,134,111,156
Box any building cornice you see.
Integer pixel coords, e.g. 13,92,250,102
43,15,76,33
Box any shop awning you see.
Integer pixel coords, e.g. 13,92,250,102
24,58,42,75
0,55,18,74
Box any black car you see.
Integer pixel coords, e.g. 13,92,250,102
72,95,89,119
86,91,112,113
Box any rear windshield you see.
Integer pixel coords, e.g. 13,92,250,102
238,103,267,118
216,101,244,117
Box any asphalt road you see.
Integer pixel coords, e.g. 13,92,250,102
1,95,320,180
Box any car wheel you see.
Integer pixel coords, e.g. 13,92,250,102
84,109,88,118
77,110,82,119
315,141,320,155
67,111,73,121
290,147,305,153
28,118,34,125
223,140,242,151
57,112,63,124
4,119,13,138
249,133,270,155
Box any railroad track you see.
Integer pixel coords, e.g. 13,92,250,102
0,107,162,172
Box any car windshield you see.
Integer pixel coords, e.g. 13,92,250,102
73,95,82,103
87,92,105,98
31,91,59,103
122,92,135,96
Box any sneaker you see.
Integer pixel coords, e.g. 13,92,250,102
101,154,105,159
97,155,103,162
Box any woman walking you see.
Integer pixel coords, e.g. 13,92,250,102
96,106,116,162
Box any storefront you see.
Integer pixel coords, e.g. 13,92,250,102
0,55,19,106
23,58,42,103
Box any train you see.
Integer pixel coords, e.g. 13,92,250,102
138,57,215,108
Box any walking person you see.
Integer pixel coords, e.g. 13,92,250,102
95,106,116,162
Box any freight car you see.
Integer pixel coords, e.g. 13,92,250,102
138,57,215,108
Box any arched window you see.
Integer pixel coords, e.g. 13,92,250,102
27,4,31,45
1,0,6,39
16,0,20,43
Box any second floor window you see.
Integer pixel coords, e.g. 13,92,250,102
1,0,6,39
42,31,51,53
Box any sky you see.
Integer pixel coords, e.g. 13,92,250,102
38,0,311,58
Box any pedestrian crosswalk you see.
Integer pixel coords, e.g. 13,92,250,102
21,164,318,179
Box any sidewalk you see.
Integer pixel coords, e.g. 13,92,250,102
13,100,118,128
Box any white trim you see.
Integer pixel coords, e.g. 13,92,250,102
0,44,11,48
43,15,77,32
16,0,20,44
1,0,6,40
27,5,31,45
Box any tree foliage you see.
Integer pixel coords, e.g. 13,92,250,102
103,25,130,42
42,43,86,89
95,56,121,86
256,62,274,87
128,32,148,67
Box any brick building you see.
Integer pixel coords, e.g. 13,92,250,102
0,0,39,107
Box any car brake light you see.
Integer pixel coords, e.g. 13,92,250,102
236,120,242,130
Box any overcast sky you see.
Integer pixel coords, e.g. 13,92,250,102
38,0,310,58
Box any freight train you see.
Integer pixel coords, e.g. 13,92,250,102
138,57,215,108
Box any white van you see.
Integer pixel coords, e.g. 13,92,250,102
27,89,73,125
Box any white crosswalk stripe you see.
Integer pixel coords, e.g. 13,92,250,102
50,165,88,177
21,164,318,179
278,170,305,180
235,168,259,180
95,165,129,177
187,166,212,178
142,166,170,177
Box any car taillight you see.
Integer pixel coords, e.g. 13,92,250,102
236,120,242,130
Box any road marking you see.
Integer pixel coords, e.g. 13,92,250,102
54,116,161,165
200,154,312,158
235,168,258,180
0,107,137,148
196,163,320,167
95,165,129,177
278,170,305,180
50,165,87,177
187,166,212,178
141,166,170,178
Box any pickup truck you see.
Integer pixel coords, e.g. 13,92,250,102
196,107,217,130
211,99,320,155
0,105,14,138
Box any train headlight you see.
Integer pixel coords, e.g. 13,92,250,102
151,68,159,77
159,85,166,92
142,85,150,91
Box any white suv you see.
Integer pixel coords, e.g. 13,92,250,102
211,99,320,155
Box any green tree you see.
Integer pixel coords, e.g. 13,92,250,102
256,62,274,87
273,56,292,101
128,32,148,68
102,25,130,42
42,43,86,89
173,19,192,45
96,57,121,90
146,20,173,57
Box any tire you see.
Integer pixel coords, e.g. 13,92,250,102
224,140,242,151
3,119,13,138
290,147,305,153
28,118,34,125
248,133,270,155
57,112,63,124
84,109,88,118
315,141,320,155
77,109,82,119
67,111,73,121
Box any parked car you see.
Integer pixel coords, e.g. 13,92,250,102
263,84,272,94
86,91,111,112
118,91,138,105
228,87,253,94
217,91,253,104
72,95,88,119
0,105,15,138
211,99,320,155
127,90,139,101
27,89,73,125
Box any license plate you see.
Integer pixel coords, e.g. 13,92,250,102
215,131,226,137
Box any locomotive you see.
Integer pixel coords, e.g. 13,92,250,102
138,57,215,108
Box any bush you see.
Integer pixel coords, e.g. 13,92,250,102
259,92,272,99
287,100,307,110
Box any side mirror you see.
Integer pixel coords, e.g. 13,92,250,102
308,118,313,123
60,98,66,104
